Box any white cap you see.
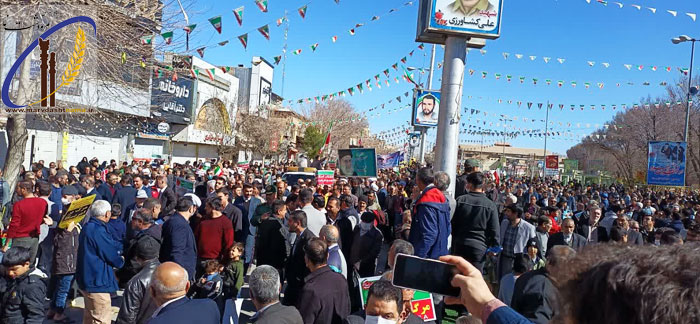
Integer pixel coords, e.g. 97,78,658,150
184,193,201,208
136,190,148,199
142,168,151,176
371,183,379,192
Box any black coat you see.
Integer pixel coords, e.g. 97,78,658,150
452,192,500,261
251,302,303,324
627,229,644,245
546,232,587,256
222,203,244,242
148,297,220,324
118,224,162,285
116,259,159,324
114,185,138,218
158,186,177,219
255,217,291,270
283,228,316,306
575,218,609,243
331,215,354,265
297,266,350,324
349,226,383,277
0,269,46,324
53,227,80,275
510,268,558,324
159,213,197,281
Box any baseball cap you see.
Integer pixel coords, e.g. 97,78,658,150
136,190,148,199
464,159,480,168
526,238,539,249
265,185,277,194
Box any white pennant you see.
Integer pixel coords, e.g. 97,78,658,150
687,13,697,21
557,58,565,64
587,61,595,67
502,52,509,59
667,10,678,17
624,64,632,70
602,62,610,68
647,7,656,14
631,4,641,10
480,49,487,55
543,57,551,63
515,54,523,59
529,55,536,61
613,2,623,8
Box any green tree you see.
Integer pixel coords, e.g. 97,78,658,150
302,126,326,160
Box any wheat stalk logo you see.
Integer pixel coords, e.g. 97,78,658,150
28,27,86,106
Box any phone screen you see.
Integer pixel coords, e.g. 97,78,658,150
391,253,460,297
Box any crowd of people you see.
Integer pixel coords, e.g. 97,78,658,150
0,156,698,324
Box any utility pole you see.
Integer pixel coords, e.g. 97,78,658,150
542,100,550,177
418,44,437,165
434,36,467,196
281,10,289,98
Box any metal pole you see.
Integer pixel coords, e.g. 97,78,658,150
684,40,695,143
543,100,550,177
418,44,437,165
281,10,289,98
434,36,467,196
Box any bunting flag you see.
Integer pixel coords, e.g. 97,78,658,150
233,6,244,26
311,43,319,52
140,35,153,45
196,47,205,58
220,66,231,74
183,24,196,34
208,16,222,34
258,24,270,40
371,16,380,21
273,56,282,65
349,29,355,35
205,68,215,81
400,57,407,64
217,40,229,46
298,5,308,18
255,0,268,12
293,49,302,55
332,36,338,42
238,34,248,49
276,17,285,26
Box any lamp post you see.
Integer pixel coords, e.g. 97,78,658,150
671,35,697,143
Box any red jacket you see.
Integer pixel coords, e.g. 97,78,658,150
194,215,234,259
8,197,47,239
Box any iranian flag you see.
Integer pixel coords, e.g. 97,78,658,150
319,122,334,155
183,24,197,34
349,29,355,35
196,47,205,58
213,165,224,177
310,43,319,52
273,56,282,65
298,5,307,18
238,34,248,49
293,49,302,55
331,36,337,42
402,67,418,88
255,0,268,12
233,6,244,25
276,17,285,26
161,31,173,44
208,16,222,34
258,24,270,40
205,68,215,81
141,35,153,45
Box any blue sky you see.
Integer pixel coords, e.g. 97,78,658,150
168,0,700,155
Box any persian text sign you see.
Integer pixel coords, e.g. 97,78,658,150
358,276,437,321
421,0,503,40
317,170,335,186
58,195,96,229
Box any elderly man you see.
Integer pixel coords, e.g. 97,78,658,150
320,225,347,279
117,237,161,324
547,218,587,254
434,171,456,220
249,265,303,323
575,206,609,243
76,200,125,324
148,262,220,324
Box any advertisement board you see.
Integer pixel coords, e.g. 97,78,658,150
377,151,405,169
647,141,687,186
417,0,504,43
545,155,559,177
563,159,579,173
412,89,441,127
358,276,437,322
337,148,378,177
151,75,195,124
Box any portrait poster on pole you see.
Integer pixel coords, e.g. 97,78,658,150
417,0,504,42
337,148,378,177
412,89,441,127
377,151,405,169
647,141,687,186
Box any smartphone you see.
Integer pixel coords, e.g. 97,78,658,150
391,253,460,297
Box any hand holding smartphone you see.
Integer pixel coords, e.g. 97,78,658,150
391,253,461,297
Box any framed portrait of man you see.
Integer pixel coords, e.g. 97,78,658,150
412,90,441,127
337,148,378,177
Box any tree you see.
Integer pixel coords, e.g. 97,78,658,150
233,106,287,161
301,126,326,160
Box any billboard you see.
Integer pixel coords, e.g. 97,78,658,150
647,141,687,186
337,148,377,177
563,159,579,173
417,0,504,42
151,76,195,124
412,89,441,127
377,151,405,169
545,155,559,177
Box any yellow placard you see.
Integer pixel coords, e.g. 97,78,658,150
58,195,96,229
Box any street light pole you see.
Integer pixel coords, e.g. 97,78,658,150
542,100,550,178
418,44,437,165
684,40,696,143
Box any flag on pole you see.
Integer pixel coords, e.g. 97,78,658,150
255,0,268,12
237,34,248,49
258,24,270,40
208,16,222,34
319,122,334,155
273,56,282,64
183,24,197,34
233,6,244,25
213,166,224,177
298,5,308,18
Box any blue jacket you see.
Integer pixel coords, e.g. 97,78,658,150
114,186,138,218
159,213,197,281
409,185,451,259
148,297,220,324
76,217,125,293
49,185,64,222
487,306,533,324
96,183,116,203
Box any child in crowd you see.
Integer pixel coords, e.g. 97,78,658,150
190,259,224,302
220,243,245,303
0,247,47,323
106,203,126,251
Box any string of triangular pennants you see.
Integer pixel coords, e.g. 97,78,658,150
286,44,425,105
287,105,412,128
462,109,619,129
470,50,692,74
463,96,694,112
465,68,684,89
581,0,697,22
